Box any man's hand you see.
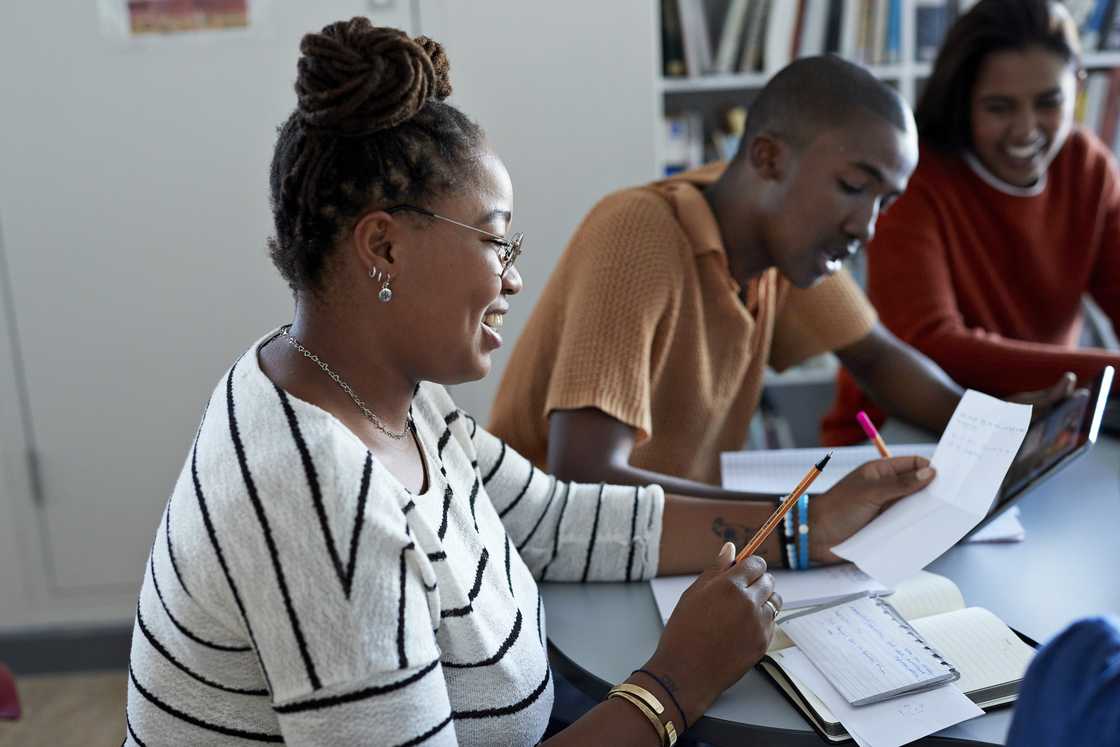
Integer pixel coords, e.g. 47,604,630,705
1008,372,1077,422
808,456,936,564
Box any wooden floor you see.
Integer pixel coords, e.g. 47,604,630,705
0,670,126,746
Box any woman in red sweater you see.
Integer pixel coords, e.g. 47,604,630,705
824,0,1120,445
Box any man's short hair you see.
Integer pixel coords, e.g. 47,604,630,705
739,55,912,155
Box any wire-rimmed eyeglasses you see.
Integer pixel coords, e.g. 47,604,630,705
386,205,524,278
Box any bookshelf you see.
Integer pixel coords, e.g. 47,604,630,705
658,62,928,93
657,0,1120,179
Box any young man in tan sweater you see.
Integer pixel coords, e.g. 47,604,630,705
489,56,1069,542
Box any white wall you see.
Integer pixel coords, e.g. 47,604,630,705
432,1,659,420
0,0,414,629
0,0,657,629
0,245,35,626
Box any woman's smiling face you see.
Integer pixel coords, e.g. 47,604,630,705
384,148,523,385
969,45,1077,187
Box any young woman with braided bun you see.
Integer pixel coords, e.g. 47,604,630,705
123,18,786,745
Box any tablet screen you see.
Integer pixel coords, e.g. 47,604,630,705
980,365,1115,525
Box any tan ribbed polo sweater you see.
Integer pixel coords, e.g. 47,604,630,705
490,163,877,485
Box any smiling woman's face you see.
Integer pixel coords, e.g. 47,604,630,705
384,148,523,385
969,45,1077,187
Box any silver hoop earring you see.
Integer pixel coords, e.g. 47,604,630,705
378,275,394,303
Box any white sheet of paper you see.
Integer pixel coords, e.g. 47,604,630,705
774,647,983,747
721,444,937,494
965,506,1025,543
832,391,1030,586
649,564,888,624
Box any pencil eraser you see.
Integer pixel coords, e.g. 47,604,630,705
856,410,875,437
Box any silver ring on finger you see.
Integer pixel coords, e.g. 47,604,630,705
765,598,779,618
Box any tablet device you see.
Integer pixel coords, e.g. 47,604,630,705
965,365,1114,538
1100,389,1120,436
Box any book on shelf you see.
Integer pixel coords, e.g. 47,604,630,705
871,0,889,65
663,0,917,79
799,0,832,57
764,0,800,73
661,111,705,176
789,0,809,59
838,0,863,60
885,0,902,63
678,0,715,76
661,0,687,76
713,0,753,73
738,0,770,73
914,0,954,62
1100,0,1120,50
856,0,887,64
1076,0,1110,51
823,0,845,53
760,572,1037,743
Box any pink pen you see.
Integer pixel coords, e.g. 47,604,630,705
856,410,892,458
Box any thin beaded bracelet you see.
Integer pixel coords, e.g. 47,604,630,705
782,497,799,570
796,494,811,570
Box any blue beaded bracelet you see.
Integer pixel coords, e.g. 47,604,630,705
783,505,798,570
796,494,811,570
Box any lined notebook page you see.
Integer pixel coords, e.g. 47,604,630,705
721,444,937,493
911,607,1034,695
886,572,967,621
780,595,955,705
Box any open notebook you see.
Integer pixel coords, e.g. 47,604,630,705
761,572,1036,742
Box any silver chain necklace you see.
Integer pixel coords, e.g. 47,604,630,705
279,325,411,440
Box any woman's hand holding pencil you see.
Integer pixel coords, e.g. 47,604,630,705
645,545,783,726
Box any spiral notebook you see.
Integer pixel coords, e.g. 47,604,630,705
760,572,1037,742
777,594,959,706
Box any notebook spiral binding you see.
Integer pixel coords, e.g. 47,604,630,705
872,596,961,675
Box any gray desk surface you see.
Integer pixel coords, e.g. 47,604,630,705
541,431,1120,746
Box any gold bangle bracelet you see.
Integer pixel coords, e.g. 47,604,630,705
608,689,669,747
610,683,679,745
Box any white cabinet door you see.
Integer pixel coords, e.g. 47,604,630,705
0,1,419,600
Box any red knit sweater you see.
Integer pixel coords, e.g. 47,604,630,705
824,128,1120,445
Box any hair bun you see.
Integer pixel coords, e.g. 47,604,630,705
294,17,452,136
414,36,452,100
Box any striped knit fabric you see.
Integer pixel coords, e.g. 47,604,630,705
123,330,664,746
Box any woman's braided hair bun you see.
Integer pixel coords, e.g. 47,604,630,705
268,17,483,293
295,17,452,136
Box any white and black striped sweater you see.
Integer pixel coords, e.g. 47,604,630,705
123,331,665,746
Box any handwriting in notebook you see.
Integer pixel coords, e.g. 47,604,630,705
779,595,954,706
